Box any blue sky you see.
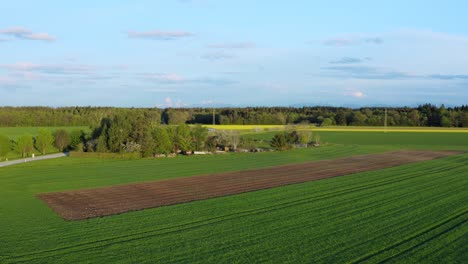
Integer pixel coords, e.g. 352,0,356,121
1,0,468,107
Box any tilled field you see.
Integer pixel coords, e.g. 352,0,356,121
38,150,461,220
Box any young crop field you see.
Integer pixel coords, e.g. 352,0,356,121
204,124,468,133
244,131,468,150
38,150,460,220
0,133,467,263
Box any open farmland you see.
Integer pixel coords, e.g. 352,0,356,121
38,150,460,220
0,133,467,263
204,124,468,133
244,130,468,150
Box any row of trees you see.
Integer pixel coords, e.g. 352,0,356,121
0,129,73,160
57,111,248,157
0,110,321,160
88,111,254,156
1,104,467,127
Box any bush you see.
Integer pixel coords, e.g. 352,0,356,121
270,133,290,151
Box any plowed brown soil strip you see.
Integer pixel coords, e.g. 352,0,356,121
37,150,462,220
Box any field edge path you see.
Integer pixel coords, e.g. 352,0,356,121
0,152,68,168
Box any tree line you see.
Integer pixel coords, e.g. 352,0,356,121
0,111,256,160
0,110,322,160
0,128,76,160
1,104,467,127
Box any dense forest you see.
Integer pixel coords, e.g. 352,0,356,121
0,104,467,127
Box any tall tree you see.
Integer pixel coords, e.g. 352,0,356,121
0,135,10,160
54,129,70,152
69,129,85,150
35,129,54,155
191,125,208,151
174,125,193,153
17,134,34,157
152,126,173,155
166,109,189,125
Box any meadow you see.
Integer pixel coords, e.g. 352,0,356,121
0,126,90,140
0,131,467,263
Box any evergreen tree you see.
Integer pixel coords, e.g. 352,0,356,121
69,129,85,150
270,132,290,151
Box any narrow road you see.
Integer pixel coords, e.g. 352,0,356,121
0,152,68,168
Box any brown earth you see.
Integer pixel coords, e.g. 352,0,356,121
37,150,462,220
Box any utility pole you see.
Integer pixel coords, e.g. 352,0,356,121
212,108,215,125
384,108,388,133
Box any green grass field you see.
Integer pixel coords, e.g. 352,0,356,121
0,126,90,140
0,132,467,263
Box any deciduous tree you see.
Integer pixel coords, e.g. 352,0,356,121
17,134,34,157
54,129,70,152
152,126,173,154
35,129,54,155
191,125,208,151
0,135,11,160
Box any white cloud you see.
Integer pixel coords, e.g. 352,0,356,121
144,88,179,93
0,62,93,75
145,73,185,82
201,52,233,61
323,36,382,46
165,97,173,107
0,27,55,41
344,88,365,98
163,97,186,107
323,38,354,46
207,42,255,49
127,30,194,40
0,75,17,85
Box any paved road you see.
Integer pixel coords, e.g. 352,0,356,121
0,152,68,168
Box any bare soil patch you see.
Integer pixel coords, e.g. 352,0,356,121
37,150,462,220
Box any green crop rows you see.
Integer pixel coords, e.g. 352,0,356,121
0,133,467,263
244,131,468,150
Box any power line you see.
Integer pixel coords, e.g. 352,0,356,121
384,108,388,133
212,107,215,125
